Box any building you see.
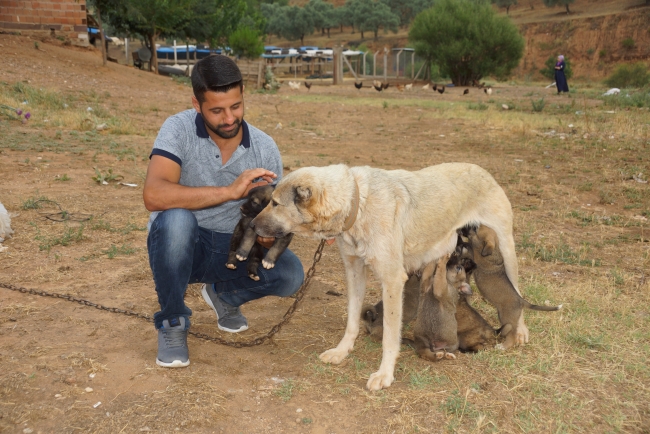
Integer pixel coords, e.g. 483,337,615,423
0,0,89,46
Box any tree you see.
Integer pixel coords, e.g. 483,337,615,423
381,0,434,27
539,55,573,80
281,5,315,45
408,0,524,86
229,27,265,60
260,3,287,42
305,0,339,38
542,0,575,14
359,1,400,40
493,0,517,15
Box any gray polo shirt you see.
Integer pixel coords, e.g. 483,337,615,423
148,109,283,233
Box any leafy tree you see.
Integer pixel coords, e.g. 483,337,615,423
229,27,265,60
542,0,575,14
381,0,434,27
493,0,517,15
281,5,315,45
305,0,339,38
408,0,524,86
539,55,573,80
359,1,400,40
260,3,287,42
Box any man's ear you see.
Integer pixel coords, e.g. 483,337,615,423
295,186,311,202
191,96,201,113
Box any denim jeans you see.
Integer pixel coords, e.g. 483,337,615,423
147,208,304,329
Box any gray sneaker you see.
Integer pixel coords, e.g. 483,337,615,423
156,317,190,368
201,284,249,333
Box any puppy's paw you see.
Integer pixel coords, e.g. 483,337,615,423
262,259,275,269
366,371,394,391
435,351,445,360
236,253,248,262
515,324,530,346
248,273,260,281
225,263,237,270
319,348,349,365
444,352,456,360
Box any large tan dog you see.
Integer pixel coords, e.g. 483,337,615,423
251,163,522,390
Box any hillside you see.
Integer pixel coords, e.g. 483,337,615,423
277,0,650,80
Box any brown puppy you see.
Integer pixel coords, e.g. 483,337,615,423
466,225,562,349
412,254,472,361
361,274,420,343
227,185,294,280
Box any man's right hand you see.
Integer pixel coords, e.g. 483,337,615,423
229,168,277,200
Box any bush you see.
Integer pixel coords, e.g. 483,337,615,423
531,97,546,112
539,56,573,80
621,38,635,49
604,63,650,88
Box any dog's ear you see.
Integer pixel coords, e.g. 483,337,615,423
458,282,473,296
481,239,495,257
294,186,311,203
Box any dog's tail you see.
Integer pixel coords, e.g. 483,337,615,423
524,301,563,312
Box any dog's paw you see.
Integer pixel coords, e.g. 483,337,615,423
236,253,248,262
319,348,349,365
225,263,237,269
366,371,394,391
444,352,456,360
248,273,260,281
495,343,506,351
262,259,276,269
515,324,530,346
435,351,445,360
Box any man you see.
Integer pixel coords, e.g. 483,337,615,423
143,55,304,368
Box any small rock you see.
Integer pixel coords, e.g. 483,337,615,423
85,387,93,393
568,124,574,128
139,428,151,432
64,377,76,385
89,373,96,379
296,408,303,413
54,394,62,398
96,123,108,131
93,401,102,408
501,104,509,110
544,165,551,169
23,429,33,434
296,418,302,424
242,407,250,412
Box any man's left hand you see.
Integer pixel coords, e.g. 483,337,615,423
257,236,275,249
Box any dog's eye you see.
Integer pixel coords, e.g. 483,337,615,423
271,199,279,207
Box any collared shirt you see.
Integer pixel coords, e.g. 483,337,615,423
148,109,283,232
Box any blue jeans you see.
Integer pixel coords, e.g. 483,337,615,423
147,209,304,329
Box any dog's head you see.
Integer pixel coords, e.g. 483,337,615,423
251,165,355,239
468,225,499,257
240,185,275,218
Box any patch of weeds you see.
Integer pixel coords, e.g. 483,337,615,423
519,205,537,211
568,210,625,227
34,224,85,252
54,174,71,182
171,75,192,87
534,238,601,267
408,369,434,390
567,332,610,351
441,389,476,430
531,97,546,112
382,101,388,109
301,418,312,424
610,268,625,286
467,102,488,111
102,244,136,259
273,378,294,402
22,196,48,210
92,168,124,184
577,182,592,191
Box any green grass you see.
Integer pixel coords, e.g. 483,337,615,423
32,224,85,252
273,379,295,402
102,244,136,259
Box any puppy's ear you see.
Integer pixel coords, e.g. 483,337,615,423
481,239,495,257
458,282,473,296
294,186,311,203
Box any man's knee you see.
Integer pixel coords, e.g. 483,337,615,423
273,252,304,297
148,209,198,254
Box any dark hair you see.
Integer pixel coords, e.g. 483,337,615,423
191,54,243,104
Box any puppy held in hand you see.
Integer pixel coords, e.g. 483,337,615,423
227,185,293,280
361,274,420,342
411,254,472,361
467,225,562,349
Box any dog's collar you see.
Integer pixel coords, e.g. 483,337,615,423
342,180,359,232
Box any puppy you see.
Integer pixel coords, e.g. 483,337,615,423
0,202,14,244
466,225,562,349
227,186,293,280
361,274,420,343
411,254,472,361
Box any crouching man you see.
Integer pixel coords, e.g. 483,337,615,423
143,55,304,367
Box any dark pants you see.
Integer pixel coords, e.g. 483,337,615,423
147,209,304,329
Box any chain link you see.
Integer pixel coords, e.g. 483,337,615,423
0,239,327,348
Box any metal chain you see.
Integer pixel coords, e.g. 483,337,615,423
0,239,327,348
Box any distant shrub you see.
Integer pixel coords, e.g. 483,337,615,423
598,49,607,59
540,56,573,80
604,63,650,88
621,38,635,49
531,97,546,112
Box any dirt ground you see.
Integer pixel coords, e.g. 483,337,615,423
1,35,649,433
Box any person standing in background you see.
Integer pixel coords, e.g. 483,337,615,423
555,55,569,95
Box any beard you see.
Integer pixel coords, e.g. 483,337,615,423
203,115,242,139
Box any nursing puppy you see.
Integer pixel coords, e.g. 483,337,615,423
226,185,293,280
251,163,519,390
412,254,472,361
361,274,420,343
466,225,561,349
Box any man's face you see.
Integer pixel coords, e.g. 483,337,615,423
192,86,244,140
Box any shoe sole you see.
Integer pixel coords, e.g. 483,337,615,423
156,358,190,368
201,285,249,333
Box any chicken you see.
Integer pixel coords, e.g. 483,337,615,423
354,81,363,90
463,89,469,95
373,80,382,89
437,85,445,94
382,82,390,90
304,81,312,90
484,87,492,95
405,83,413,91
422,83,430,90
287,81,301,90
396,84,405,92
373,83,383,92
432,83,438,92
